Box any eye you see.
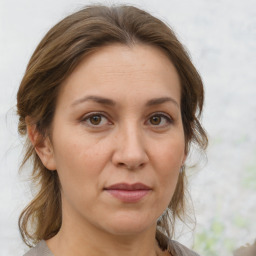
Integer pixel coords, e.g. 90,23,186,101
147,113,173,127
82,113,110,127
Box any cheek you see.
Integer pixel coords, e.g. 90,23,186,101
153,137,185,171
151,136,184,197
158,159,180,197
52,133,113,190
53,140,106,208
53,129,105,168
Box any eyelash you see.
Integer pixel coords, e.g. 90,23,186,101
81,112,173,128
146,112,173,127
81,112,111,128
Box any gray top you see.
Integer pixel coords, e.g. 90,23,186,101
24,241,53,256
24,240,200,256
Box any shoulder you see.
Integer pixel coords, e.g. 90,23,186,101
168,240,201,256
156,231,200,256
23,241,53,256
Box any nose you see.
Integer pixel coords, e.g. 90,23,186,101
111,124,149,170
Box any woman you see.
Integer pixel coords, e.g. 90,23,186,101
17,4,208,256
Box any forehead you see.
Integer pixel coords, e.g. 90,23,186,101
58,43,181,107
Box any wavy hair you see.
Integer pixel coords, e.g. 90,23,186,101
17,4,208,248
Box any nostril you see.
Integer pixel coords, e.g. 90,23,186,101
118,162,144,170
112,140,149,170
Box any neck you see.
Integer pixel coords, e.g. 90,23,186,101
47,225,161,256
46,210,164,256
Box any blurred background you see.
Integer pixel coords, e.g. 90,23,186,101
0,0,255,255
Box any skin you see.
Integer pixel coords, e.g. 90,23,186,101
30,43,186,256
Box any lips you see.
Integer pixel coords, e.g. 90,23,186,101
105,183,151,191
104,183,152,203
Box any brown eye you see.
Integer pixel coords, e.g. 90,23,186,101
147,113,173,127
150,116,161,125
82,113,109,127
89,115,102,125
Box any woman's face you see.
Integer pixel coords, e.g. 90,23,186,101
43,44,186,236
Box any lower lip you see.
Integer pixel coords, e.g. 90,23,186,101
105,189,150,203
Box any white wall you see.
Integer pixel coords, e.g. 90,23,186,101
1,0,255,255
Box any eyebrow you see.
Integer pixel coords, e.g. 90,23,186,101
71,95,179,108
71,95,116,107
146,97,179,108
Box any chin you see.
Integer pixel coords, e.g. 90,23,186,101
103,212,157,236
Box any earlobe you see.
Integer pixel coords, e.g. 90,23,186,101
26,121,57,171
182,153,187,166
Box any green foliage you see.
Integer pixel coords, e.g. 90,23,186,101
193,218,235,256
242,164,256,190
233,214,248,229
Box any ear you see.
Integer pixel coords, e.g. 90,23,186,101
182,152,187,166
26,121,56,171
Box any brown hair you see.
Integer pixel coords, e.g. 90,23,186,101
17,4,208,248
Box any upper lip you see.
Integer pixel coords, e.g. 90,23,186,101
104,183,151,190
